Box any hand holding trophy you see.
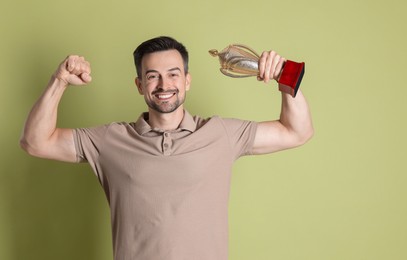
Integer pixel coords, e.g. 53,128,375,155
209,44,304,97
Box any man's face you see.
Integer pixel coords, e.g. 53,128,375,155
136,50,191,114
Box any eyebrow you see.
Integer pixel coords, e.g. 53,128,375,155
168,67,181,72
145,67,181,75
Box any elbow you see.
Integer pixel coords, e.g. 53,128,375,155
288,124,314,148
19,136,34,155
19,135,29,152
298,125,314,146
305,127,315,143
19,136,42,157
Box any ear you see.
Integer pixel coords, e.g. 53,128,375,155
135,77,144,95
185,73,191,91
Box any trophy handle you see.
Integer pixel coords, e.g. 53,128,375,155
220,68,254,78
230,44,260,60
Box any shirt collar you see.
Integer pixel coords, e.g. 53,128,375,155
135,110,196,135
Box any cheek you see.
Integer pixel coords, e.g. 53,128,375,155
144,82,157,92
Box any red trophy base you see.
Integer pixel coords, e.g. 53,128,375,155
278,60,305,97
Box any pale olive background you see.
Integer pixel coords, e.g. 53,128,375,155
1,0,406,259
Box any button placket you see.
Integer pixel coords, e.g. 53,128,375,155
162,132,172,156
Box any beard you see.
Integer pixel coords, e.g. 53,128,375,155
146,90,186,114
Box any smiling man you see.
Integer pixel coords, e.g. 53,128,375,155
20,36,313,260
135,48,191,129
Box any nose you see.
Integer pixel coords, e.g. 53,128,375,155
157,75,172,90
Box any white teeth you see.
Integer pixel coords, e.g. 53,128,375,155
158,94,173,99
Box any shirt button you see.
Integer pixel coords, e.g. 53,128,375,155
163,143,169,149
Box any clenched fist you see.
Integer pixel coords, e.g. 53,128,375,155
257,50,286,84
53,55,92,86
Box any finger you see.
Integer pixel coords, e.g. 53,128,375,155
258,51,268,81
270,53,281,80
84,60,91,74
274,57,286,79
80,72,92,83
71,56,85,75
66,55,78,72
68,56,91,76
57,55,92,86
264,51,277,83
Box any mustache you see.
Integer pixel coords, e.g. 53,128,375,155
152,88,179,95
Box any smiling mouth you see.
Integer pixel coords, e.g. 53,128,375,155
153,89,178,100
156,93,176,100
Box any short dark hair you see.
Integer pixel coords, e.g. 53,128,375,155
133,36,189,77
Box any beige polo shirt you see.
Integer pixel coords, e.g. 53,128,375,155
73,110,258,260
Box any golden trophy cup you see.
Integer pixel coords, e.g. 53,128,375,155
209,44,305,97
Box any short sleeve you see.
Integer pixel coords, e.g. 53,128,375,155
72,125,109,164
218,118,258,159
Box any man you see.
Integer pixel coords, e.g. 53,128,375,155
20,36,313,259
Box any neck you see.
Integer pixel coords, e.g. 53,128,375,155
147,107,185,131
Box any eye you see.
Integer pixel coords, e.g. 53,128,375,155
146,74,159,81
169,72,180,78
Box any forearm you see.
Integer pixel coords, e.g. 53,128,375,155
20,76,67,153
279,88,314,144
252,50,313,154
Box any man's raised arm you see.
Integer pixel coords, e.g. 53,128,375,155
20,55,92,162
251,50,314,155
